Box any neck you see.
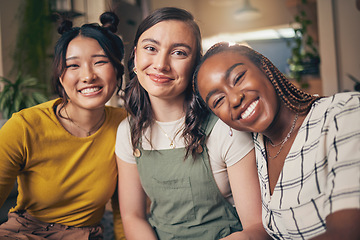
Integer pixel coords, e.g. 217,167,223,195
58,102,106,137
150,95,186,122
264,105,302,145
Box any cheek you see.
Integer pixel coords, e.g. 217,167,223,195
212,108,231,125
60,76,74,89
134,52,150,70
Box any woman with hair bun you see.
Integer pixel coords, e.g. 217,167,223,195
0,12,127,239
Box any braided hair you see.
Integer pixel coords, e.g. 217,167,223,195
52,12,125,113
193,42,321,114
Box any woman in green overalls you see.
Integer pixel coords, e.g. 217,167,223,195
115,7,269,240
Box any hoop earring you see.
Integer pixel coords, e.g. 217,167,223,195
133,67,137,75
229,127,233,137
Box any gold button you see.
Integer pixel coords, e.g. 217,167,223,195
133,148,141,158
196,145,203,153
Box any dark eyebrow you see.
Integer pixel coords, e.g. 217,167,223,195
141,38,192,52
205,89,219,105
225,63,244,80
205,62,244,105
172,43,192,51
65,56,78,61
141,38,159,45
65,54,108,61
92,54,108,58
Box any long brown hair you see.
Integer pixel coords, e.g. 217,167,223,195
123,7,208,159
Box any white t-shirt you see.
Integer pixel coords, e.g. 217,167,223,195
115,116,254,205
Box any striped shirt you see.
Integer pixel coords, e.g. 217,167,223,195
254,92,360,239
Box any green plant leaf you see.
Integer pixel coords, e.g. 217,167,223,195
0,74,48,118
24,95,36,109
0,77,13,85
21,76,39,88
3,105,11,119
0,89,13,110
13,91,24,113
32,92,48,104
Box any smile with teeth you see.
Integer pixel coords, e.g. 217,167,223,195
241,99,259,119
80,87,101,94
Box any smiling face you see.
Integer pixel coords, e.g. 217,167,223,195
60,36,117,111
134,20,197,103
197,50,280,133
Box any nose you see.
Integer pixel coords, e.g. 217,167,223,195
80,65,95,83
153,52,170,72
229,90,244,120
228,89,244,109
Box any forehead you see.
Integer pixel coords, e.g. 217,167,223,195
66,36,104,56
199,51,252,76
139,20,197,48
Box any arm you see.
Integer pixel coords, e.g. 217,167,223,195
309,209,360,240
110,188,126,240
310,94,360,239
221,149,270,240
0,117,22,207
116,156,158,240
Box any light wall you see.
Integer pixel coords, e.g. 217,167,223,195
1,0,359,96
149,0,295,39
334,0,360,92
0,0,21,79
317,0,360,95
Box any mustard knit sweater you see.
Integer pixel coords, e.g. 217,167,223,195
0,99,126,234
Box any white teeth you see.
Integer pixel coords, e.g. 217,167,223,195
80,87,100,94
241,99,259,119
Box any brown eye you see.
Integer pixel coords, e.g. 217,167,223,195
66,64,79,69
213,96,224,108
234,71,246,85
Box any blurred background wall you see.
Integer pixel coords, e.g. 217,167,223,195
0,0,359,102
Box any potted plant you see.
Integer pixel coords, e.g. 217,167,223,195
287,0,320,89
0,73,48,120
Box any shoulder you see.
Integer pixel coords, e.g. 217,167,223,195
208,118,254,165
105,105,127,119
105,106,128,126
312,92,360,112
117,116,130,131
9,98,60,123
212,119,253,142
0,99,60,139
116,116,131,141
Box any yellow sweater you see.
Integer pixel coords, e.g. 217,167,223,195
0,99,127,233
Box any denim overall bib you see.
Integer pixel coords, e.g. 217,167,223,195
135,114,242,239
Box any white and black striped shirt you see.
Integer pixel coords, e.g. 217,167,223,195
254,92,360,239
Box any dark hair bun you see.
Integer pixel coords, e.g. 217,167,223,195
58,20,73,35
100,12,119,33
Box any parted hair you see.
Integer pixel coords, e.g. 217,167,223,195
123,7,208,159
52,12,125,108
193,42,321,114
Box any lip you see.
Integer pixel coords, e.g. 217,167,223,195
78,86,103,96
240,99,259,119
232,98,259,121
148,73,173,83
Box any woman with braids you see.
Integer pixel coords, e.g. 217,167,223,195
193,42,360,240
115,7,268,240
0,12,127,239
